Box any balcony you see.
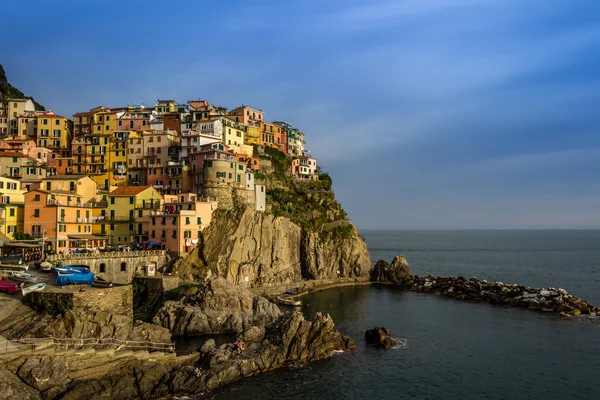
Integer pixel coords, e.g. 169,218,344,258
107,215,136,222
135,201,161,209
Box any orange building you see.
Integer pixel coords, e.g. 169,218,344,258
259,121,283,150
148,193,217,256
24,189,107,254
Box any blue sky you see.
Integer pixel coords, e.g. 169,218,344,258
4,0,600,229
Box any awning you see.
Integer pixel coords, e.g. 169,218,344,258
2,242,42,248
67,235,108,241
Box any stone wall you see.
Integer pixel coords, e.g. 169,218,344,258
72,285,133,317
23,286,133,317
47,251,168,284
203,183,256,210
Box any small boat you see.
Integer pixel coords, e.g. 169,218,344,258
0,264,29,272
277,296,302,306
21,283,46,295
9,271,37,282
39,262,53,271
0,279,18,294
0,256,23,265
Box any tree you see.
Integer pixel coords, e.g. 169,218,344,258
14,232,34,241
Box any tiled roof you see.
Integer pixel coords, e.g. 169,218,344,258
109,185,152,196
0,151,25,157
43,175,88,180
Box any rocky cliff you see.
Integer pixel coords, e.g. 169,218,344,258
175,206,372,286
0,287,171,345
153,277,281,336
0,63,44,110
0,312,354,399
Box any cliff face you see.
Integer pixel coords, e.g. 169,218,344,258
0,63,45,110
175,207,372,285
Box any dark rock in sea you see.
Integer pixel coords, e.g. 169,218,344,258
153,277,281,336
365,327,397,349
371,255,413,284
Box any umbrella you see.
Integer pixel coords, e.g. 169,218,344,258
40,262,52,268
145,241,160,246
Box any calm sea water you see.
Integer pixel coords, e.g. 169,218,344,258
208,230,600,400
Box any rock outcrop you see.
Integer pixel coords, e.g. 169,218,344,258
167,311,355,396
175,208,372,286
407,275,600,317
0,287,172,345
365,327,397,349
0,312,354,399
153,277,281,336
370,255,413,284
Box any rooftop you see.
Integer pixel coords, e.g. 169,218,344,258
109,185,152,196
42,175,88,181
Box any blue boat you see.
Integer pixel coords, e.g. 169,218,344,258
9,271,37,282
55,267,95,286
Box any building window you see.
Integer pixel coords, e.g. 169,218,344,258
129,197,134,204
185,217,190,225
34,194,40,201
34,209,40,218
100,263,106,273
197,217,201,224
120,262,127,272
184,231,191,238
111,197,115,204
9,208,15,217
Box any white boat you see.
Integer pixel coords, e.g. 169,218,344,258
277,296,302,306
9,271,37,282
21,283,46,295
40,261,53,271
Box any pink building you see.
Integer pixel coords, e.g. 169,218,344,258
148,192,218,256
229,105,264,125
189,142,235,193
291,152,318,180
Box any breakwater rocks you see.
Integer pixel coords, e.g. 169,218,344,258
153,278,281,336
407,275,600,318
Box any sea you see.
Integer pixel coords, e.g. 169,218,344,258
207,230,600,400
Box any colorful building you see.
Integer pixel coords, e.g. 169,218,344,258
23,189,106,254
291,152,318,180
259,121,284,150
41,175,97,203
35,111,73,157
229,105,264,125
0,99,35,137
107,185,162,245
0,151,47,183
0,176,26,239
148,193,217,255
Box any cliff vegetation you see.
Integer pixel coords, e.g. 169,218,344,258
0,63,45,110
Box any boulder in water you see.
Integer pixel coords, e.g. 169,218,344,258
365,327,397,349
370,255,413,284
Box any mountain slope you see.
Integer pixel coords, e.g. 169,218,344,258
0,63,45,110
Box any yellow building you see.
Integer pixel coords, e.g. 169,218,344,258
0,176,26,239
244,123,261,145
155,100,176,115
0,99,35,137
107,186,162,246
40,175,97,203
222,118,245,148
71,110,127,189
36,112,73,158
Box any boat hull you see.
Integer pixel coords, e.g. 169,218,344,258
21,283,46,296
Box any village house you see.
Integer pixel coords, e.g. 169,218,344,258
148,192,218,255
0,176,26,239
106,185,162,246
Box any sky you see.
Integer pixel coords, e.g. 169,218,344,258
3,0,600,229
